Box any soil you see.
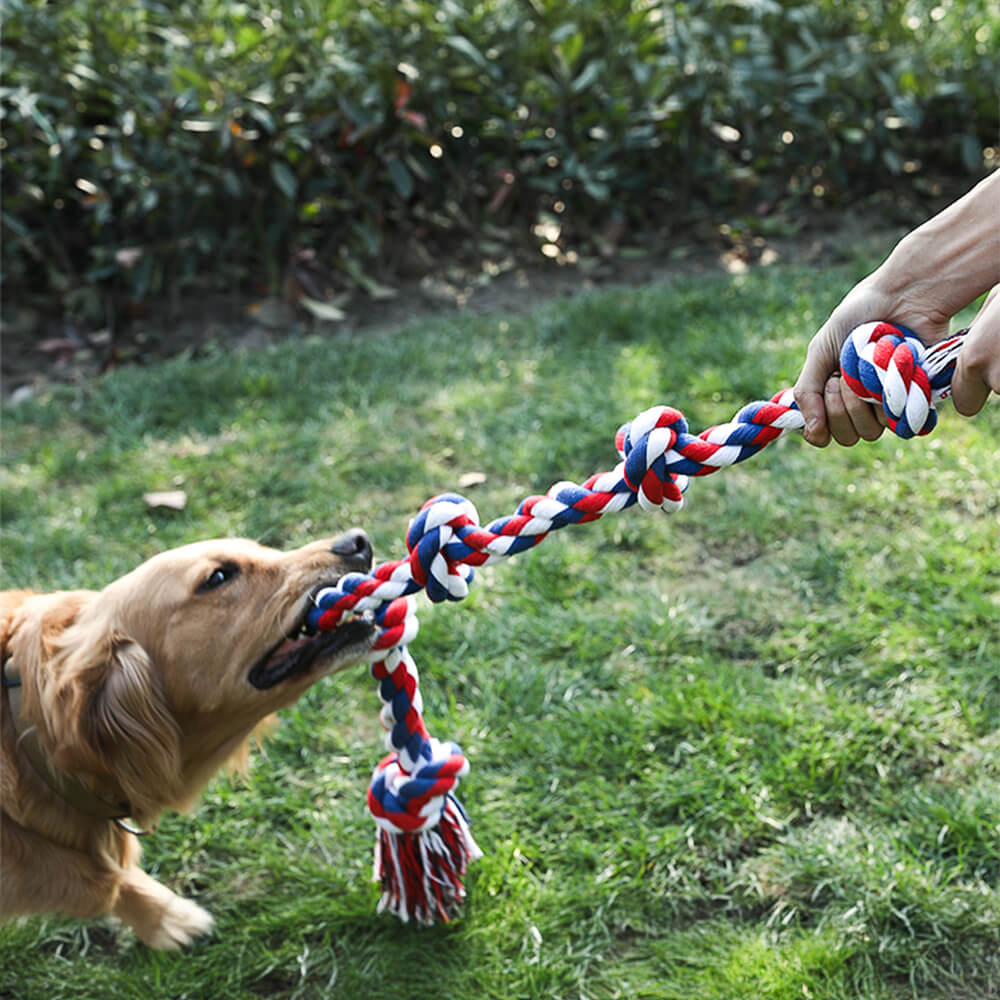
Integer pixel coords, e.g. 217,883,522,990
0,211,909,405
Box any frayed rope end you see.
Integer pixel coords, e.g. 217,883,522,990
373,795,483,926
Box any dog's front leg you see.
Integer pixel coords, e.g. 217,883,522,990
113,866,214,950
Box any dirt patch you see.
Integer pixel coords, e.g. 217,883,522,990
1,211,906,404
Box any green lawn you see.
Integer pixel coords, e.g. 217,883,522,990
2,266,998,1000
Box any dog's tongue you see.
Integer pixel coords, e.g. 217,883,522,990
266,635,311,664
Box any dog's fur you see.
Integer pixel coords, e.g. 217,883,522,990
0,532,375,949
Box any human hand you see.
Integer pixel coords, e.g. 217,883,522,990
793,278,953,447
951,285,1000,416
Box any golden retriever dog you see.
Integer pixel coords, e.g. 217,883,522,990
1,530,375,949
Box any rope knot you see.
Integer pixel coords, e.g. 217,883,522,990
405,493,479,603
367,739,470,835
617,406,690,512
840,321,937,438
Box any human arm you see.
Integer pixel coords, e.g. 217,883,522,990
794,170,1000,446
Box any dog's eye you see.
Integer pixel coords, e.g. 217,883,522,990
197,563,239,593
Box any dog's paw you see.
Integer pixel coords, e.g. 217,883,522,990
145,895,215,951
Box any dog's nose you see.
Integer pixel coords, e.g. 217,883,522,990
330,528,373,571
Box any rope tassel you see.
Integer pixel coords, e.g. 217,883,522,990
306,322,966,925
366,642,482,924
371,775,482,924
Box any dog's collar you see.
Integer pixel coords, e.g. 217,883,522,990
2,658,146,833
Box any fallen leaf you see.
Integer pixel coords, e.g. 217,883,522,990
39,337,80,354
299,296,346,322
143,490,187,511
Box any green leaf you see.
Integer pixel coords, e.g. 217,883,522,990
444,35,489,71
558,30,585,71
271,161,297,200
248,105,276,133
222,170,242,198
550,22,580,45
341,255,397,299
172,64,210,93
583,178,611,200
881,148,904,175
386,157,414,200
572,60,604,94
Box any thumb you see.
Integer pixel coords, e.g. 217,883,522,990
794,341,840,446
793,386,830,446
951,357,992,416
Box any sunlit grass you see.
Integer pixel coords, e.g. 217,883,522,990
2,265,998,999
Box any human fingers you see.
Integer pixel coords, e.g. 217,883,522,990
951,286,1000,416
839,375,887,442
823,374,884,446
794,330,843,447
823,374,860,447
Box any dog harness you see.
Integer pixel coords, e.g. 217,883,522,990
1,658,139,827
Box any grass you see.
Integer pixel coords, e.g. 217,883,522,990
2,264,998,1000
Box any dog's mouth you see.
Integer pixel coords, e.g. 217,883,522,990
248,588,375,690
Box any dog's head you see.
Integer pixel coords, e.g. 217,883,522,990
8,531,375,826
98,531,376,709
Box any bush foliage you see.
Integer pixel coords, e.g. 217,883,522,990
2,0,998,318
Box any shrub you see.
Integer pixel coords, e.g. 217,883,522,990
1,0,997,323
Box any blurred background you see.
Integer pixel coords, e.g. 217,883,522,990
2,0,998,390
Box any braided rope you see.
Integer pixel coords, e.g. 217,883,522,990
312,321,965,925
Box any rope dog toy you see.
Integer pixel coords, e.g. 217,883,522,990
309,321,966,925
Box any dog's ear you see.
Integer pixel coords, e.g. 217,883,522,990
49,629,182,828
